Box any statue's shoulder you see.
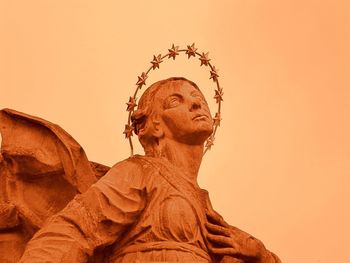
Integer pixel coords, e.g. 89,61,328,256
109,155,159,174
96,155,158,188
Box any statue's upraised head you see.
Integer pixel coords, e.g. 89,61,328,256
123,44,223,156
131,77,213,155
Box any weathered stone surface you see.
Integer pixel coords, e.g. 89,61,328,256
0,109,108,262
1,78,280,262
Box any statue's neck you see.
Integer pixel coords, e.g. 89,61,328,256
146,138,204,182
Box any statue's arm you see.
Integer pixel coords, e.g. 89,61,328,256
19,159,147,263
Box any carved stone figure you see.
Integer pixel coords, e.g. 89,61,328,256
1,78,280,262
1,44,281,262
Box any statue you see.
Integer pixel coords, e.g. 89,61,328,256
0,45,281,263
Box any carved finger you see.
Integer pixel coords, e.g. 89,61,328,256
206,211,228,227
209,247,237,255
207,233,233,247
205,222,231,237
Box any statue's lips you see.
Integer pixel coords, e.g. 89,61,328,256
192,114,209,121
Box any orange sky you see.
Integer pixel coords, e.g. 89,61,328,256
1,1,349,262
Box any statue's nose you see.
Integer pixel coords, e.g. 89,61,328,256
189,99,201,111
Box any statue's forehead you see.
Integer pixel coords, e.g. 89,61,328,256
154,81,203,100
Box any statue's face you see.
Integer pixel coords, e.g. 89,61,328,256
154,81,213,144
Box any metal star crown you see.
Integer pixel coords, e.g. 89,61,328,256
124,43,223,156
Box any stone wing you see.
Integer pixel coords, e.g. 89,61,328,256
0,108,109,263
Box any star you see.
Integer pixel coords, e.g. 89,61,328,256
199,52,210,66
205,136,215,150
126,97,137,112
213,112,221,126
168,44,179,60
210,66,219,81
214,87,224,103
186,43,197,58
151,54,163,69
136,72,148,87
123,124,133,138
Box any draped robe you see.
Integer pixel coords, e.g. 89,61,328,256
19,155,218,262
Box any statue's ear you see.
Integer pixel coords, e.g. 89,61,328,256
151,119,164,139
136,115,164,141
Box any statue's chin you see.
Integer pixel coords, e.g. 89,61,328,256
197,125,214,140
182,128,213,145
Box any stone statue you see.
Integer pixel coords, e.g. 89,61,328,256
0,45,281,263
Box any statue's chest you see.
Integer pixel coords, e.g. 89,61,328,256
146,180,209,243
158,194,202,241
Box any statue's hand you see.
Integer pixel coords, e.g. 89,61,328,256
205,210,273,263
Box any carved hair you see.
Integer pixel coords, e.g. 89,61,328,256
131,77,202,150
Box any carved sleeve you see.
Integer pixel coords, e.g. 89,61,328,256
19,159,148,263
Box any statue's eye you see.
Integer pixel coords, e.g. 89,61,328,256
164,94,184,109
167,96,181,108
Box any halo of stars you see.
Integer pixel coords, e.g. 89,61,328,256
124,43,223,156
